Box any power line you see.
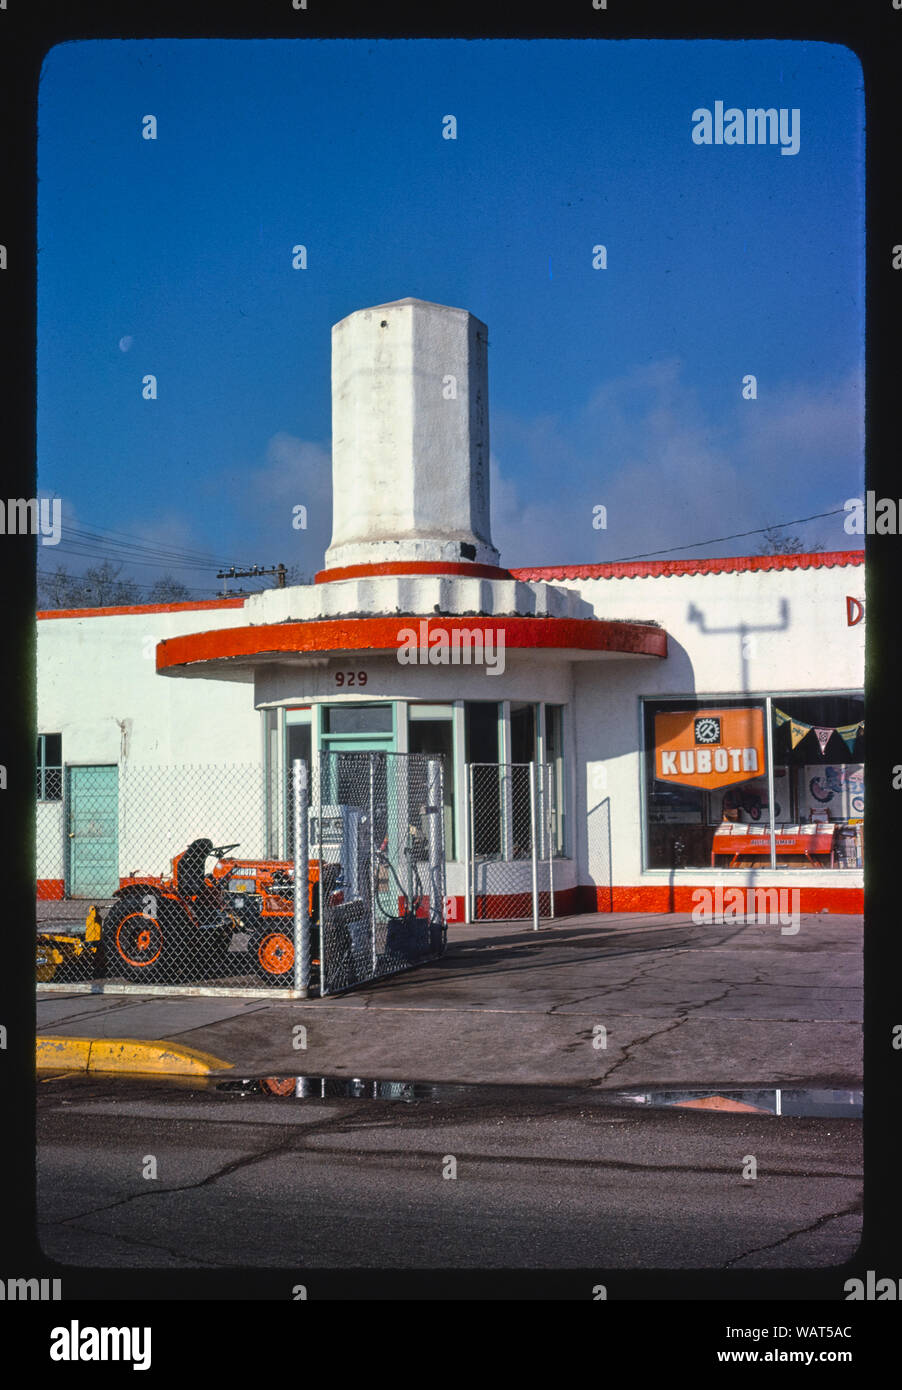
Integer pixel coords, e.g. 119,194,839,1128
606,509,847,563
40,518,259,573
36,573,218,602
37,506,850,596
60,519,247,564
48,531,253,572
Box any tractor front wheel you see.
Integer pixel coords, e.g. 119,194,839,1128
253,926,295,980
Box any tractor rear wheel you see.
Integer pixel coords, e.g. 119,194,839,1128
103,897,189,984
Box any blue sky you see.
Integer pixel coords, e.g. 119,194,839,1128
37,38,864,596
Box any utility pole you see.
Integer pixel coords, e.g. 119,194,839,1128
216,564,287,596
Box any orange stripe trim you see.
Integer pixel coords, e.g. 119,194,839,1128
38,598,247,620
589,885,863,914
156,615,667,671
315,561,512,583
511,550,865,582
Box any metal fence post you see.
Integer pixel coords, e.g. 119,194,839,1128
529,760,539,932
426,757,443,932
293,758,310,998
465,763,473,924
369,754,377,976
546,764,555,919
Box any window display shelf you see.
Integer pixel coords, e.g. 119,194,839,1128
711,823,841,868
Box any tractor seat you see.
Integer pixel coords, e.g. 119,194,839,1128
175,839,214,899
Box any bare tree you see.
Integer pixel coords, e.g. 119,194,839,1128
756,527,824,556
279,564,314,586
147,575,192,602
37,562,140,609
78,562,140,606
38,565,78,609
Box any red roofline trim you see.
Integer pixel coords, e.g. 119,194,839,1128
37,597,247,621
315,561,512,583
156,615,667,672
510,550,865,582
35,551,866,621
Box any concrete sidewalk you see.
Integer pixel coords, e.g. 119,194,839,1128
36,911,862,1087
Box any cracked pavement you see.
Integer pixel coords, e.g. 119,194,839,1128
38,911,863,1086
36,1073,862,1269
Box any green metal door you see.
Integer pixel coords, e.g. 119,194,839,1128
318,705,407,911
67,765,119,897
318,703,396,801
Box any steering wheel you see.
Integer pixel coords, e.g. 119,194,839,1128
211,843,240,858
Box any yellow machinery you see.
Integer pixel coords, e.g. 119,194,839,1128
35,906,102,983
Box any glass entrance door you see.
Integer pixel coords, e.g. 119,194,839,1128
320,703,396,750
319,703,396,809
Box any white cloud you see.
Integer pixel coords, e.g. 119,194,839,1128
214,432,333,578
489,363,863,567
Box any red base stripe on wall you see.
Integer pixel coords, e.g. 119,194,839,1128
36,880,66,901
585,885,863,915
35,884,862,915
445,885,862,922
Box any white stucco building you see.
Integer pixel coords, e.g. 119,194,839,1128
36,298,864,917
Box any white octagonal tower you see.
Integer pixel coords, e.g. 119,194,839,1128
324,297,501,575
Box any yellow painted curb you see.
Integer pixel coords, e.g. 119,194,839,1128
36,1036,233,1076
36,1037,92,1069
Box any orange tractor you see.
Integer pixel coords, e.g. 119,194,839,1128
98,839,332,984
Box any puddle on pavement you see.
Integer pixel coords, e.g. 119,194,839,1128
609,1087,862,1118
215,1076,862,1117
217,1076,461,1102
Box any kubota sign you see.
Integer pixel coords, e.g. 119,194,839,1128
654,708,766,791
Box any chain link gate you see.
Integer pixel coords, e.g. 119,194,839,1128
466,761,555,925
37,763,306,994
316,750,447,996
36,757,447,997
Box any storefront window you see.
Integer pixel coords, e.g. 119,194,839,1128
466,703,501,856
643,695,863,871
408,704,455,857
323,704,392,734
284,717,312,859
545,705,566,855
768,695,863,869
36,733,62,802
510,702,536,763
509,703,538,858
644,699,766,869
263,708,282,857
465,701,500,764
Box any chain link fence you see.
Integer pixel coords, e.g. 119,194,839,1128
36,756,447,996
316,750,447,996
36,763,303,993
466,762,555,923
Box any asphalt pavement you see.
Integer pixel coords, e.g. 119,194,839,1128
36,1072,863,1271
37,910,863,1087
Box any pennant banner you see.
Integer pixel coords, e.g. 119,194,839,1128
836,722,863,753
777,710,863,755
789,719,812,750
